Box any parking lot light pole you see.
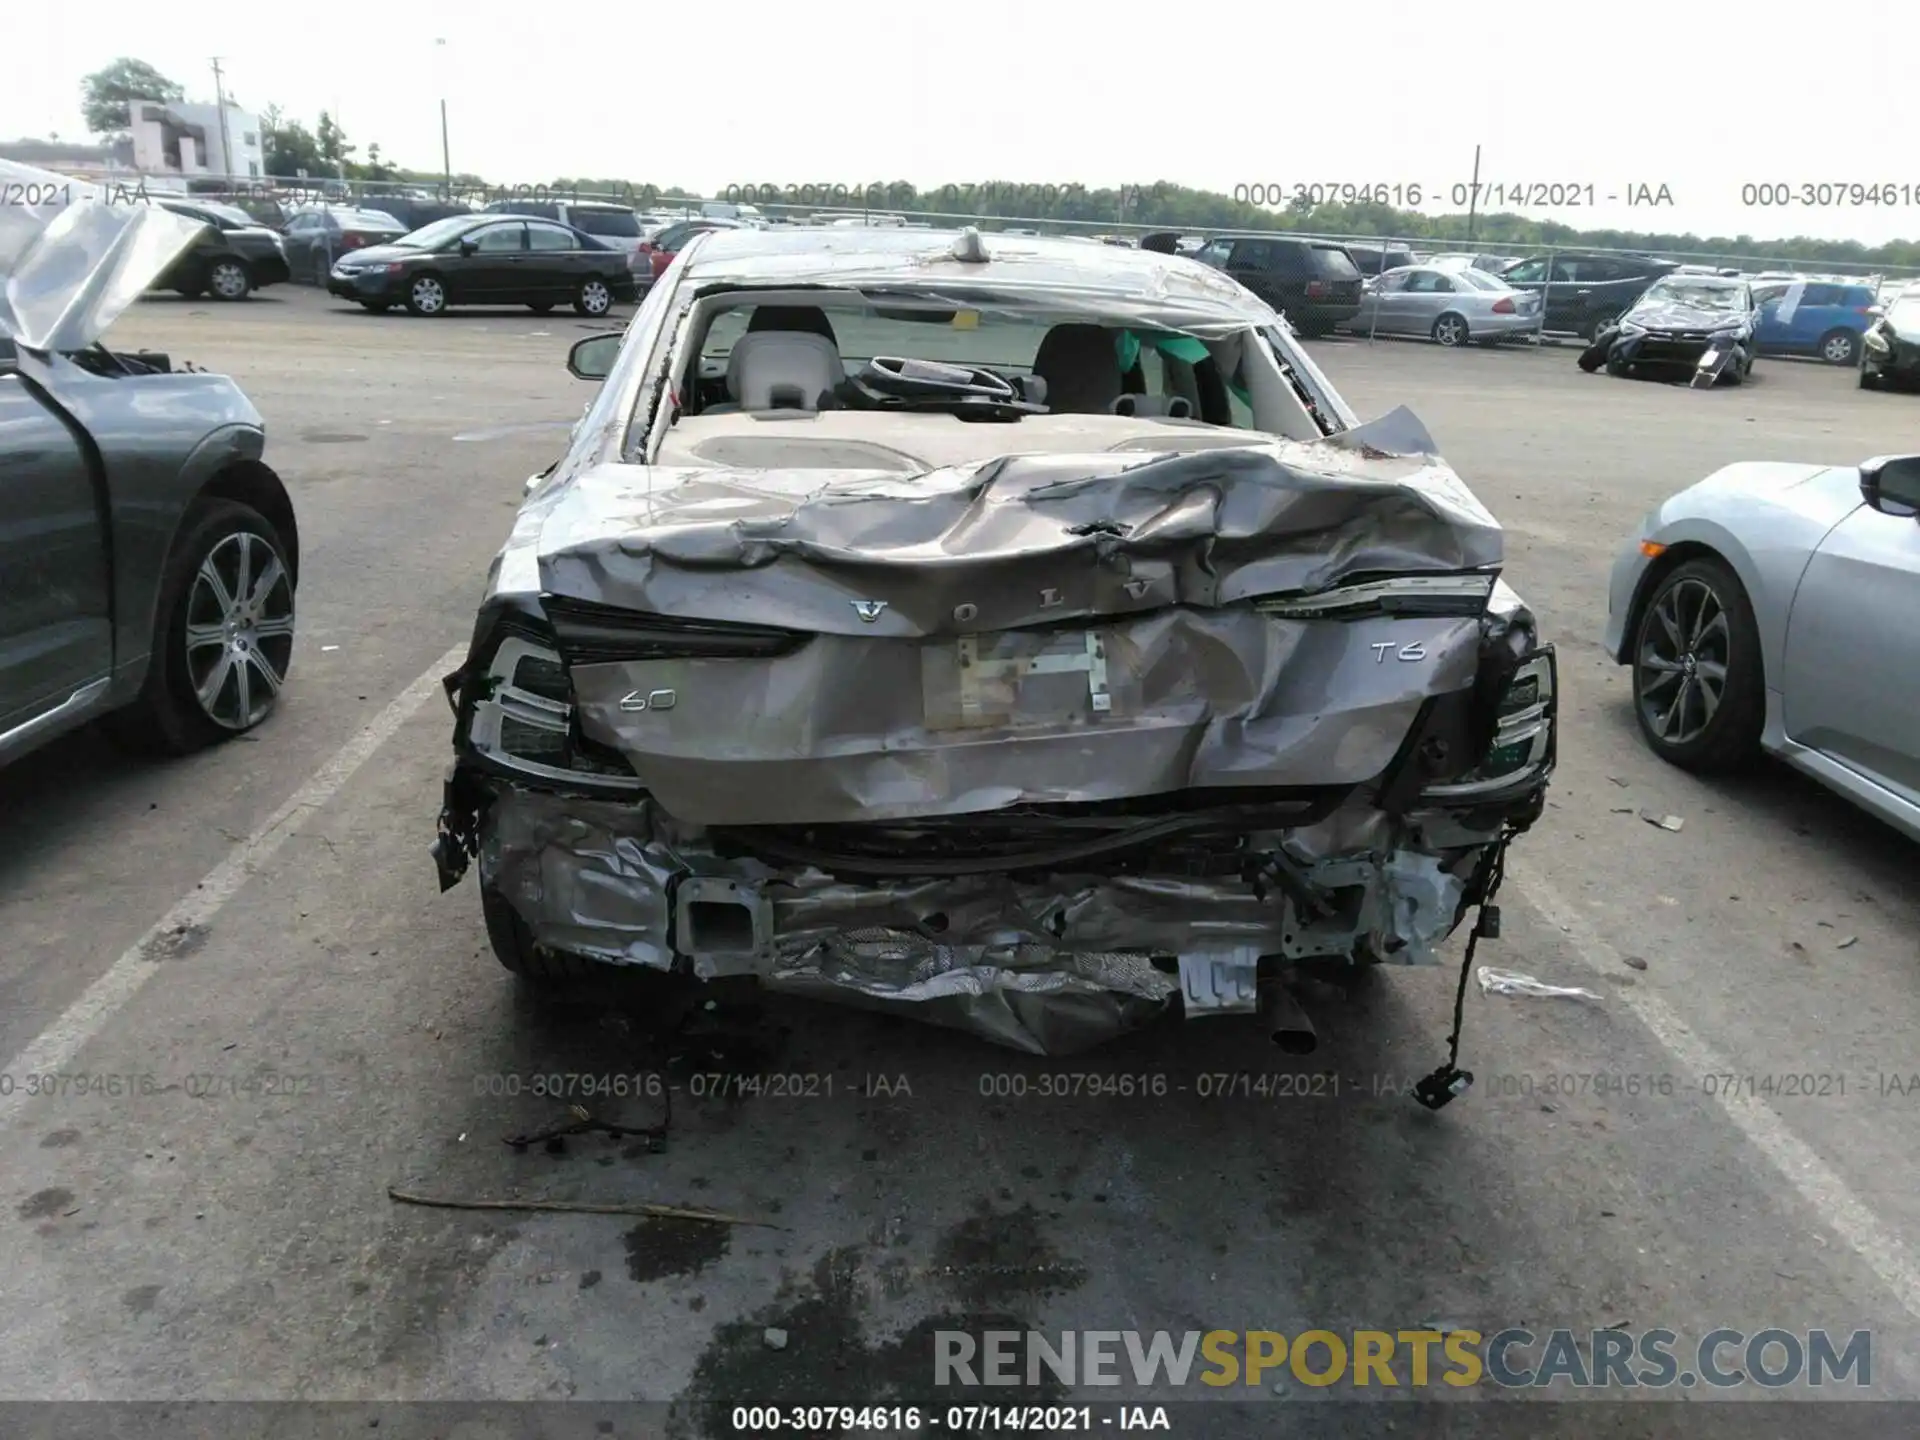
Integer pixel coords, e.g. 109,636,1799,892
436,39,452,199
1465,143,1481,244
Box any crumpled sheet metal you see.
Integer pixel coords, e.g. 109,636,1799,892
537,406,1500,640
477,788,1488,1053
0,160,206,351
567,605,1483,826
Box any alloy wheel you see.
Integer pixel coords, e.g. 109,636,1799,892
579,280,611,315
1823,332,1856,364
1636,577,1730,747
1433,315,1467,346
210,261,249,299
411,277,446,314
183,531,295,731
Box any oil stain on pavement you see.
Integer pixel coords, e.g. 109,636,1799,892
625,1217,731,1282
672,1203,1083,1438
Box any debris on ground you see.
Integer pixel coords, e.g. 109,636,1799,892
1476,967,1603,1001
763,1328,789,1351
1623,956,1649,971
1838,936,1859,950
504,1103,668,1153
385,1186,781,1228
1639,810,1685,832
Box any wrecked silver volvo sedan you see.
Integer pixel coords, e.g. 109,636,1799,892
432,226,1556,1073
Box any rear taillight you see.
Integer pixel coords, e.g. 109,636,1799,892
343,233,366,249
1492,297,1515,314
463,631,642,789
637,240,655,254
543,598,805,664
651,252,672,276
1305,280,1327,299
1425,648,1557,797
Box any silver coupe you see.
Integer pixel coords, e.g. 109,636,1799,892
1604,456,1920,841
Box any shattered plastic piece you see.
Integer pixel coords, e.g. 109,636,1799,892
1638,810,1685,832
1838,936,1858,949
1476,967,1602,1001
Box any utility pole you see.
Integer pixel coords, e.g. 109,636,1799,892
436,39,452,199
1465,143,1482,245
211,57,234,187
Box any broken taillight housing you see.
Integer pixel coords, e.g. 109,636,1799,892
1424,648,1557,799
464,631,643,791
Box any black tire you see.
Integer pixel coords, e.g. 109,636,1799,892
1861,367,1881,390
480,882,693,1001
104,499,296,756
207,258,252,302
404,272,450,316
1430,312,1471,347
360,301,392,313
1586,312,1616,341
1629,556,1764,772
527,301,555,314
1605,351,1633,378
1817,328,1860,366
572,276,614,317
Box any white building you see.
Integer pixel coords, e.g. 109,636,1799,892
129,99,264,181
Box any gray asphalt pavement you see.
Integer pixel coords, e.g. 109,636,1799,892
3,287,1919,1433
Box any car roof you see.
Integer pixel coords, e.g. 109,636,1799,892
682,227,1254,309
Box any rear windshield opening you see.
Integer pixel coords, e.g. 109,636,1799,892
574,209,640,238
1311,246,1361,279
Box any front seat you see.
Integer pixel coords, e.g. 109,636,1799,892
721,331,845,412
1030,324,1124,414
747,305,838,345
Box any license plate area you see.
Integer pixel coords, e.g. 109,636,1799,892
923,628,1116,731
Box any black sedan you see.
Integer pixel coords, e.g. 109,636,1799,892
1860,293,1920,391
326,215,637,316
153,199,291,301
1578,276,1758,386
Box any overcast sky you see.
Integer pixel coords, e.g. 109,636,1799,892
8,1,1920,246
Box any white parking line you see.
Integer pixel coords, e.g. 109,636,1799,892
1510,857,1920,1324
0,646,464,1135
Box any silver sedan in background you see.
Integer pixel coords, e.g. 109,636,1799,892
1603,453,1920,841
1348,264,1543,347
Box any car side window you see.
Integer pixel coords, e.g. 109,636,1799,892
1374,271,1409,292
1505,258,1546,283
1549,259,1584,283
1803,284,1841,306
472,223,526,253
526,224,578,252
1230,240,1270,269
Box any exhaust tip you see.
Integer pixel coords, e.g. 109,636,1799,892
1258,982,1318,1054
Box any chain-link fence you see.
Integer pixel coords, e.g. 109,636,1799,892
84,168,1920,315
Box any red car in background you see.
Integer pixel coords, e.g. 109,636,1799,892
634,218,743,292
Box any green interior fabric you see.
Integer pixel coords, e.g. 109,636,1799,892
1115,329,1213,371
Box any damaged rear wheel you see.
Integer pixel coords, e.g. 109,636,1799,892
480,882,693,1003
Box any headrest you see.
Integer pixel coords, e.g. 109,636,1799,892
725,331,845,411
747,305,838,343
